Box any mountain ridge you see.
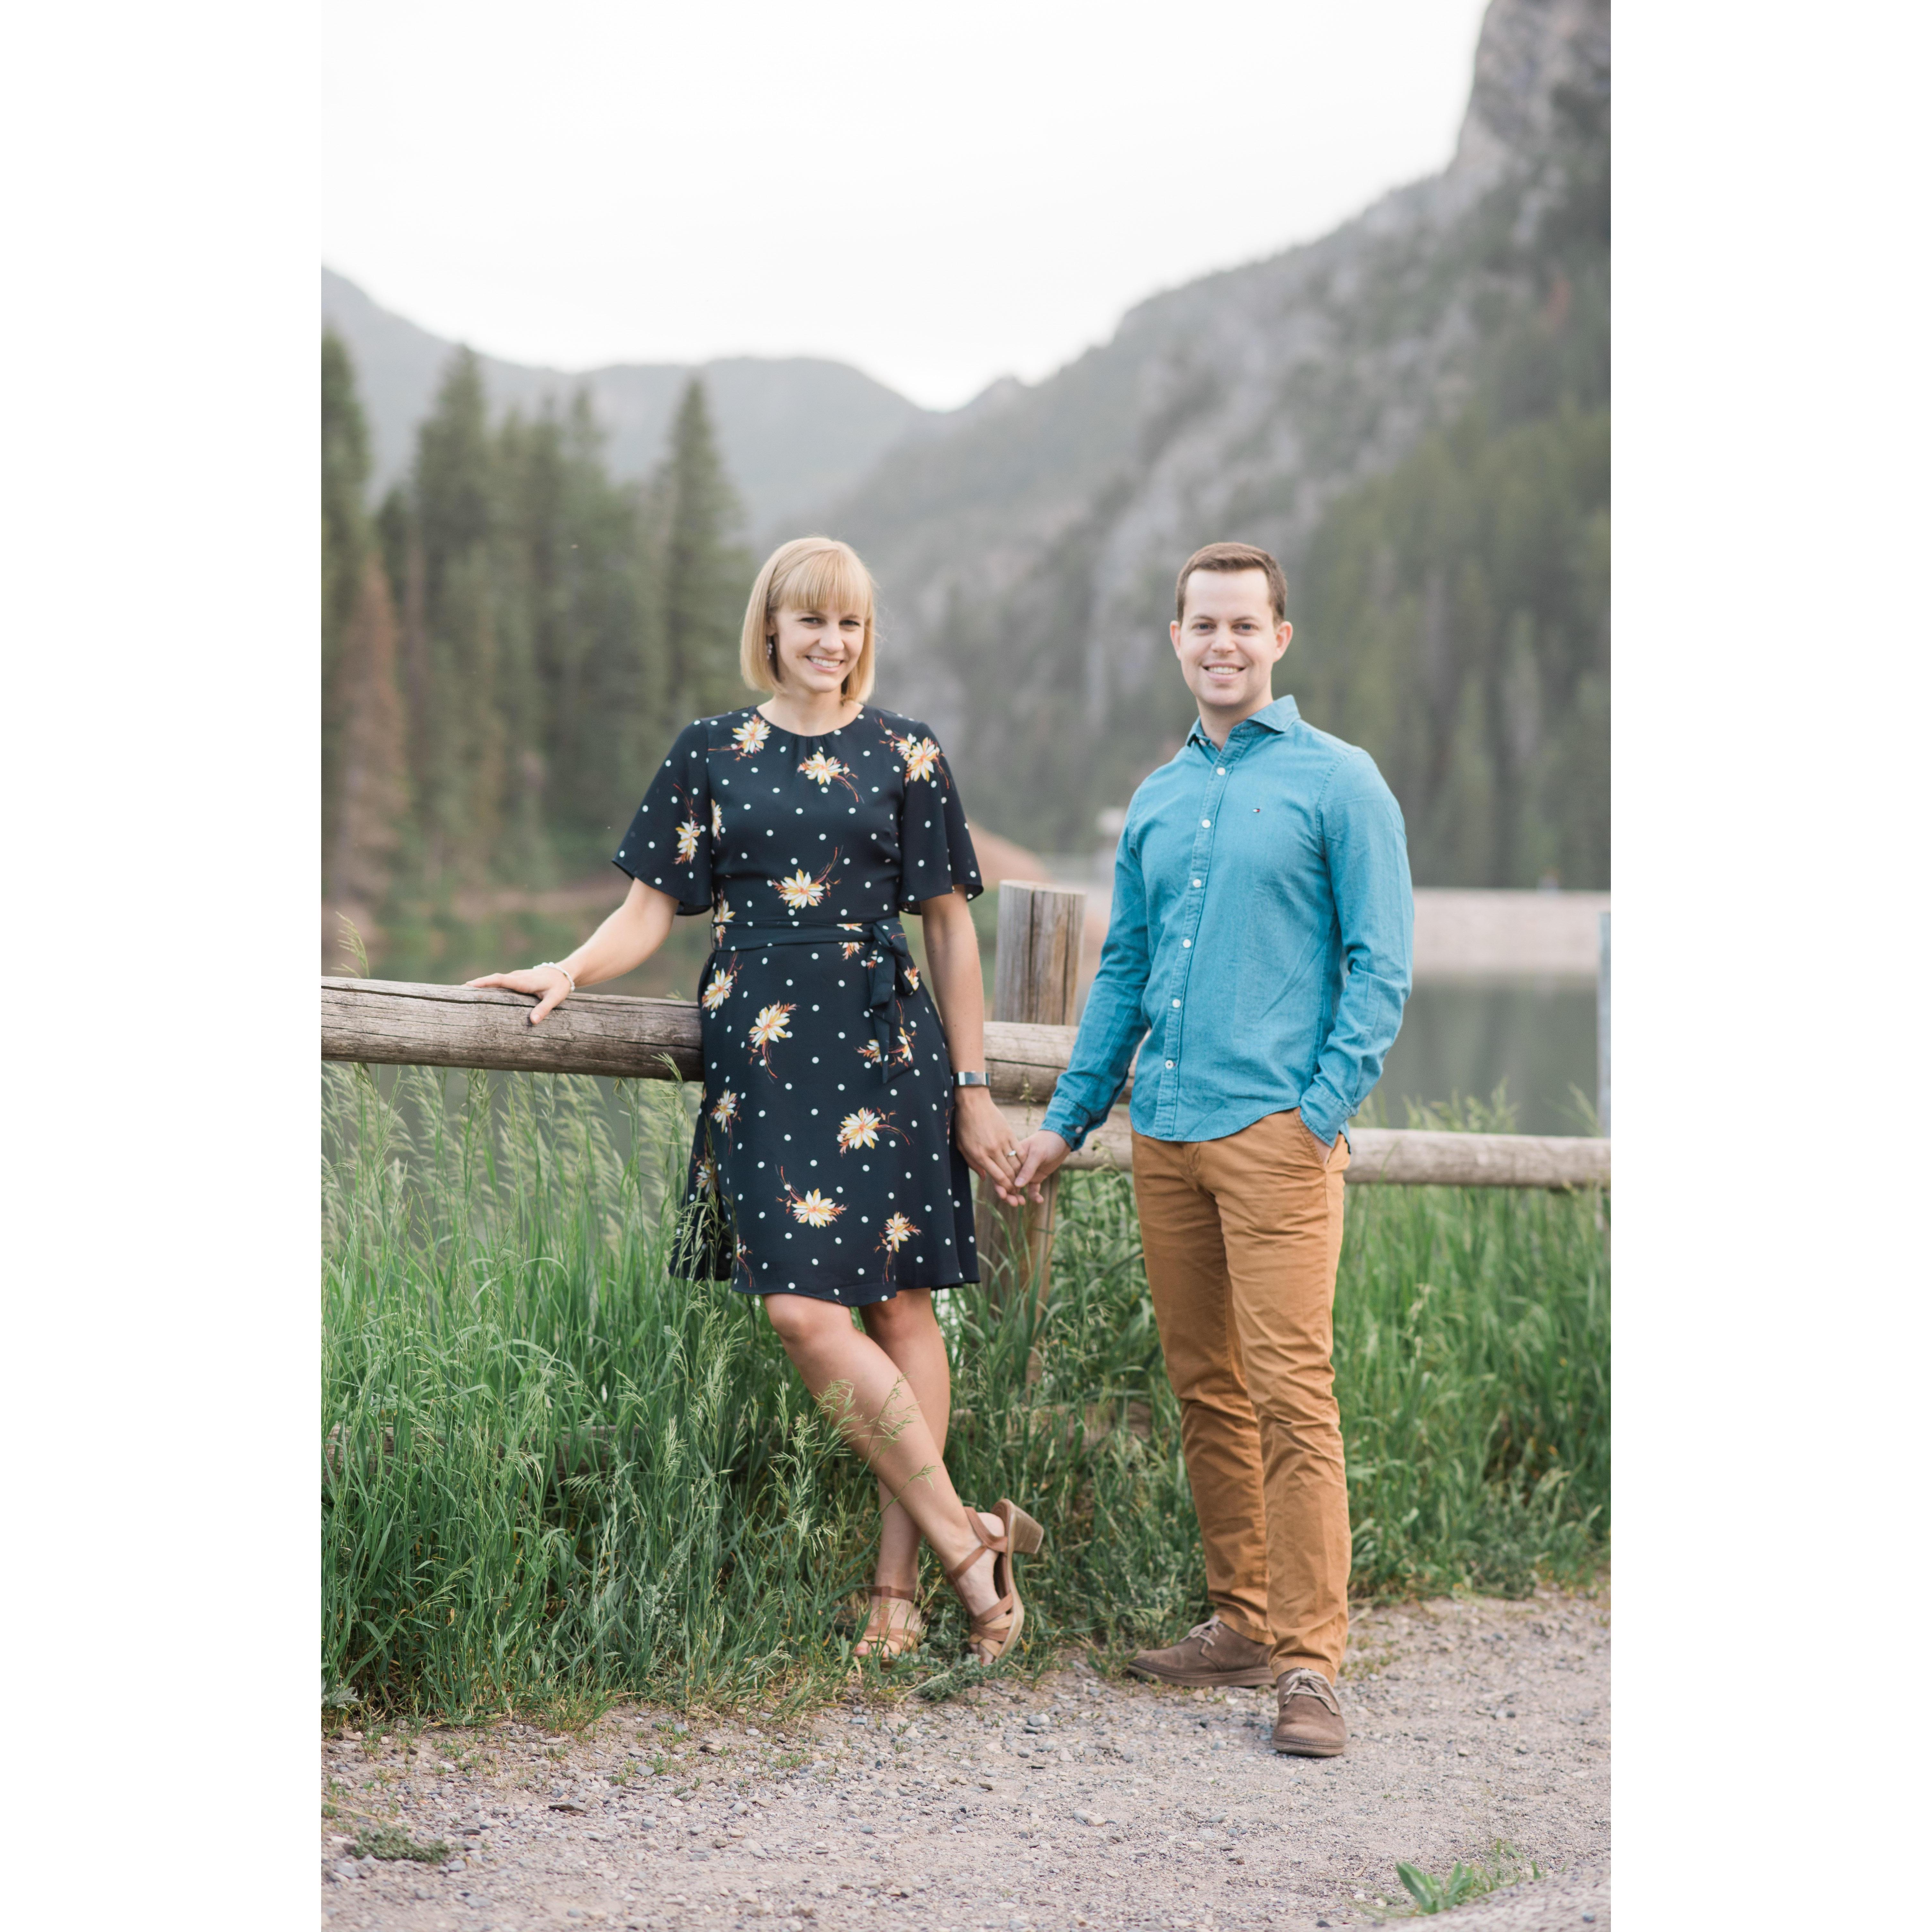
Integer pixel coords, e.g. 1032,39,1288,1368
818,0,1610,874
321,266,933,532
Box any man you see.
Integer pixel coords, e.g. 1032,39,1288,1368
1010,541,1412,1757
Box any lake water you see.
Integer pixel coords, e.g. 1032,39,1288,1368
1367,979,1599,1136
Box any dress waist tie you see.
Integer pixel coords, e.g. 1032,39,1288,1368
712,919,917,1086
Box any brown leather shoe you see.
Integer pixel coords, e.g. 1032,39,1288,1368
1271,1667,1347,1756
1126,1616,1274,1688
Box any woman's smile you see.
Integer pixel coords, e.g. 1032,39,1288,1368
772,605,865,690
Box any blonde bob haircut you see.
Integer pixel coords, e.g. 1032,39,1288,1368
739,536,878,702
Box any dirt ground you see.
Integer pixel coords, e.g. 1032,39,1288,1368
321,1588,1609,1932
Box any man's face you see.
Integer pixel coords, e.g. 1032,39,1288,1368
1170,569,1291,720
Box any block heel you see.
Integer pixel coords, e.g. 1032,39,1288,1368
944,1498,1045,1664
1002,1500,1044,1555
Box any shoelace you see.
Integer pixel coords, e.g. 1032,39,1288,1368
1276,1667,1341,1715
1185,1616,1231,1652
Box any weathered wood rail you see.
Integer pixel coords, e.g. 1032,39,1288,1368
321,976,1610,1190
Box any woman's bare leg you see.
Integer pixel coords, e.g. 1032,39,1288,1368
764,1293,1003,1620
854,1292,952,1646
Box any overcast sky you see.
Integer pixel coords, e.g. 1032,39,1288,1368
323,0,1491,411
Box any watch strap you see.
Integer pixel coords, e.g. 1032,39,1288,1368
953,1069,990,1088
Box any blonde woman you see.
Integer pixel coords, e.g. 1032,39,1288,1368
470,536,1040,1666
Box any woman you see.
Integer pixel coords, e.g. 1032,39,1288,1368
469,536,1039,1667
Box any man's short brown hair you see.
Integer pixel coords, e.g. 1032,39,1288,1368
1175,541,1288,625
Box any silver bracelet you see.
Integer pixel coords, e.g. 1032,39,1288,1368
535,961,577,994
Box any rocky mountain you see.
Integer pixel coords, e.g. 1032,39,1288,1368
828,0,1611,880
321,267,932,532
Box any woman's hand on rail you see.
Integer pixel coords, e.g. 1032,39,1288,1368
465,964,574,1026
465,879,678,1023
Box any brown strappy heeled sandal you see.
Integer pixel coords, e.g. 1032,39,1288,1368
852,1585,924,1665
943,1499,1045,1665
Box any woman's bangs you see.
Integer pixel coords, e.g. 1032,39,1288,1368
777,547,874,622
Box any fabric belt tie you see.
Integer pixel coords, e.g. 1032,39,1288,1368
712,918,916,1085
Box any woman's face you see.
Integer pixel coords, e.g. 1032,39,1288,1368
769,602,865,695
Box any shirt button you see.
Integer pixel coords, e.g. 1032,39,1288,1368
1216,767,1225,775
1200,819,1210,828
1165,1060,1174,1069
1181,938,1191,947
1192,878,1202,887
1171,998,1181,1007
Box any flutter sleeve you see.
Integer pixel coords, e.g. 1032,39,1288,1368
612,720,716,915
891,720,984,910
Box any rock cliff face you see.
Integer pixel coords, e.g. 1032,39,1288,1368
830,0,1610,862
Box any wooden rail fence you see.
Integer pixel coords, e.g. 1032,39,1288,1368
321,909,1610,1195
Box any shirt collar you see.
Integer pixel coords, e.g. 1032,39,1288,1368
1186,693,1300,750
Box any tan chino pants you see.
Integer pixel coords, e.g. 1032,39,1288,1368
1131,1109,1351,1682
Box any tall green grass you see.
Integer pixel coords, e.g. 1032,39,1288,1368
322,1067,1607,1718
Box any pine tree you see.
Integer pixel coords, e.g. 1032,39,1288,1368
493,392,656,873
322,329,371,890
330,556,410,910
409,349,502,883
322,330,369,649
322,332,411,914
652,378,753,742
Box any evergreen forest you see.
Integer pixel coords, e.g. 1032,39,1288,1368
321,338,753,980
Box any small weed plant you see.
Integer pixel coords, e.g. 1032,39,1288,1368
353,1822,451,1865
323,1066,1607,1719
1388,1844,1546,1916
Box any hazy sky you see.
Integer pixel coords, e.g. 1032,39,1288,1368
324,0,1491,411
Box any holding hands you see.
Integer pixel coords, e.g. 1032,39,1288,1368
951,1088,1041,1209
1006,1128,1071,1206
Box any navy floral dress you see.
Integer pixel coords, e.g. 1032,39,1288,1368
614,705,984,1305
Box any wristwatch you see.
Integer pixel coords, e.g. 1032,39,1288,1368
953,1069,990,1088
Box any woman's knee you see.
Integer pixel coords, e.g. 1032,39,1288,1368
763,1292,843,1350
861,1289,936,1346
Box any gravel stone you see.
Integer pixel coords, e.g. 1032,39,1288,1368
319,1586,1609,1930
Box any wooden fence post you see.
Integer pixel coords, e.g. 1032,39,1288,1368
975,881,1086,1305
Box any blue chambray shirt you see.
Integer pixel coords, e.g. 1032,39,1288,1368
1039,695,1413,1153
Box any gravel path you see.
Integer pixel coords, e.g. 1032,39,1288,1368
321,1588,1608,1932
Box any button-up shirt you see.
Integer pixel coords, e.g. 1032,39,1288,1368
1039,695,1413,1152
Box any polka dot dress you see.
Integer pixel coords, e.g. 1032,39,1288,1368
614,706,984,1305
